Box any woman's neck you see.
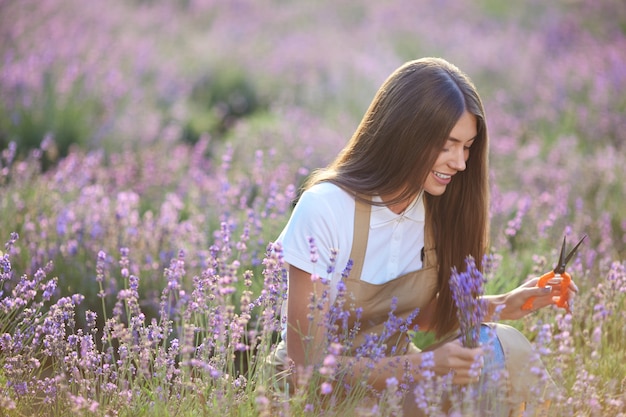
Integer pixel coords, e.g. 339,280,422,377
382,190,420,215
387,201,408,215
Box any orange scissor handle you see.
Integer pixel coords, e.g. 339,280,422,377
521,271,572,311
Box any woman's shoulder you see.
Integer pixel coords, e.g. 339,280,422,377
292,182,356,223
278,182,355,256
299,182,355,205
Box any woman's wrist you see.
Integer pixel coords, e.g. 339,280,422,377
482,294,508,321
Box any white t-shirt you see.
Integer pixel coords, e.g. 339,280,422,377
276,182,426,301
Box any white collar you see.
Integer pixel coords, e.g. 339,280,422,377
370,193,425,228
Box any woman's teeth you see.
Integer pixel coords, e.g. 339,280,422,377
434,171,451,179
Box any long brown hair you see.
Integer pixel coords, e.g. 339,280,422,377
305,57,489,338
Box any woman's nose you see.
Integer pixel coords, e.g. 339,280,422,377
449,149,467,171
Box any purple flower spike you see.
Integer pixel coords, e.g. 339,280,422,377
450,256,487,348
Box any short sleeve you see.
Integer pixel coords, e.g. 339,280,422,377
276,184,353,279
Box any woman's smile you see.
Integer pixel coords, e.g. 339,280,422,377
433,170,453,183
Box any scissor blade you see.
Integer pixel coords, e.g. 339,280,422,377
556,236,567,270
563,234,587,266
557,236,565,267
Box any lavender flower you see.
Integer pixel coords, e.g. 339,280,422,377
320,381,333,395
449,256,487,348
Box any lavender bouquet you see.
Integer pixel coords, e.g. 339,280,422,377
450,256,488,348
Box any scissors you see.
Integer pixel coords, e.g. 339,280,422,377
521,234,586,312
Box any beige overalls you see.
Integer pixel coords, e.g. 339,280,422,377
268,197,554,415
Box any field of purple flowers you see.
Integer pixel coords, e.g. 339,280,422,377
1,0,625,415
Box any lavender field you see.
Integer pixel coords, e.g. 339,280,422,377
1,0,625,415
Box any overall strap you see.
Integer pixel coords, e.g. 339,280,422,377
422,201,437,268
347,197,371,281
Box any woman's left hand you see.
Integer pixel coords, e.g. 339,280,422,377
493,276,579,320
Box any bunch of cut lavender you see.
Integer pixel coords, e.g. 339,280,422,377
450,256,488,348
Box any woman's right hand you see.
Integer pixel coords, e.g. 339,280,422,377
430,339,484,385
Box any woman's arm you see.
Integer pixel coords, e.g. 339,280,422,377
287,265,483,391
286,264,330,366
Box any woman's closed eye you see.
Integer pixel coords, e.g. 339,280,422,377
441,144,471,153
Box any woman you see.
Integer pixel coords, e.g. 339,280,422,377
269,57,575,415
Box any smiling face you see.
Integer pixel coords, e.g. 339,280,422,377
423,110,477,196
